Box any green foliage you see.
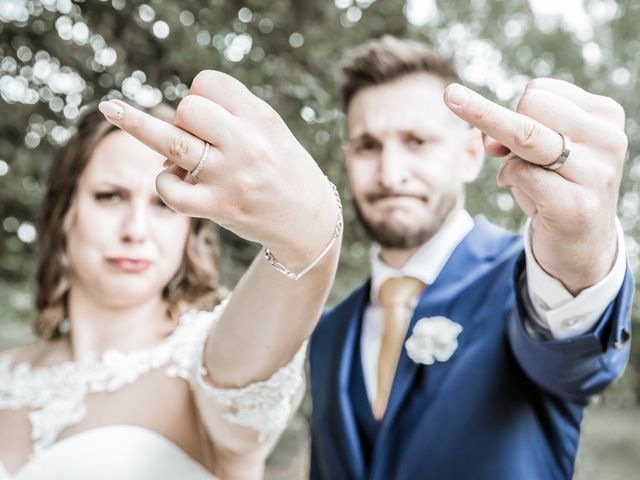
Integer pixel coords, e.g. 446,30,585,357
1,0,639,404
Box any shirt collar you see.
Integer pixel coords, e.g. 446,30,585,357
370,209,474,305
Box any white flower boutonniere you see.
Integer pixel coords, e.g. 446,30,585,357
404,316,463,365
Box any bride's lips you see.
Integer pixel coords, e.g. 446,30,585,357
107,257,153,273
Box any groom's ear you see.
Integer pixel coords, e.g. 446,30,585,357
459,127,485,184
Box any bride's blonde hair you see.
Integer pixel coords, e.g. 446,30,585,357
35,103,226,339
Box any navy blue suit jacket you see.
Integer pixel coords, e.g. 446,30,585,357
309,218,633,480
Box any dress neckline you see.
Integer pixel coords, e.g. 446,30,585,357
2,311,187,374
1,298,229,375
0,306,224,455
5,425,215,479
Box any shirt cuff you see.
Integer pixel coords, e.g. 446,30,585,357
524,217,626,340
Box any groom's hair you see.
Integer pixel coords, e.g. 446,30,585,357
340,35,459,109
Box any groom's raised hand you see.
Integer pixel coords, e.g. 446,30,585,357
444,79,627,293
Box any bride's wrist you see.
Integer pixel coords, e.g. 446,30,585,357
263,178,342,280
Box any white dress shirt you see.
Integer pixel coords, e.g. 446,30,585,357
361,209,627,401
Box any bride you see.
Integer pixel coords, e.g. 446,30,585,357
0,70,342,479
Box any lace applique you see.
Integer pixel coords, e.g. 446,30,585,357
0,296,307,454
0,299,228,454
195,340,307,443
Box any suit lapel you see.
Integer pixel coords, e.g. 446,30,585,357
376,218,513,443
328,281,370,479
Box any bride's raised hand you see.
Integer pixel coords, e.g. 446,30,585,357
99,70,340,273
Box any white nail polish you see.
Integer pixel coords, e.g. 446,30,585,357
98,101,124,120
447,84,470,107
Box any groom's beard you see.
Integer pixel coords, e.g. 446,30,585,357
351,190,457,249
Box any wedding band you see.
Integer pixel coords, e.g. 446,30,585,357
541,133,571,171
190,141,210,178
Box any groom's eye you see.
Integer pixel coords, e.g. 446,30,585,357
355,137,380,153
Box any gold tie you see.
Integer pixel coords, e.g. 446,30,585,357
372,276,425,420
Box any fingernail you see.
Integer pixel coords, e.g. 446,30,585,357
163,159,173,168
447,84,470,107
98,101,125,121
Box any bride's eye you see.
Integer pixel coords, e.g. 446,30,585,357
95,191,123,203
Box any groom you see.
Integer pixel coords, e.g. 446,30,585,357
309,36,633,479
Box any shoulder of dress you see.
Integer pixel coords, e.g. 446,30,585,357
0,340,55,371
166,295,232,380
175,295,231,336
0,342,54,410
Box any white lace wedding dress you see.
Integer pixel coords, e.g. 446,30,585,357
0,299,306,479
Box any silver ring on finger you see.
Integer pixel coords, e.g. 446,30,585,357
541,133,571,171
190,141,210,178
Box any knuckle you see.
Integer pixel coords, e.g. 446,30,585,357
241,140,262,162
529,77,564,90
525,78,555,93
605,98,626,126
168,134,191,163
596,127,628,160
514,120,543,150
608,129,628,158
237,178,257,199
525,79,541,92
511,159,532,182
594,160,615,183
496,164,510,188
595,158,622,194
619,131,629,155
597,94,625,117
174,96,194,125
470,98,493,123
170,196,190,215
613,103,626,125
192,70,243,98
498,157,525,186
191,70,219,92
215,201,235,221
572,193,598,225
232,176,264,217
259,104,282,128
222,201,246,224
603,167,620,192
516,90,538,116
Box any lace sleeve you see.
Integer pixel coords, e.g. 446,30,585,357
167,296,307,443
165,297,231,381
194,341,307,443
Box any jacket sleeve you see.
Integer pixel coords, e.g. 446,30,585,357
508,252,634,404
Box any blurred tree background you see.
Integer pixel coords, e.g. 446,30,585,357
1,0,638,477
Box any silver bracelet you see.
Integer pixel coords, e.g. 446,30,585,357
264,177,343,281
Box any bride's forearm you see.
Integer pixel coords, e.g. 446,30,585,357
202,232,341,389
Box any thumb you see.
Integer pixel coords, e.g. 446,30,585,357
156,165,213,219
